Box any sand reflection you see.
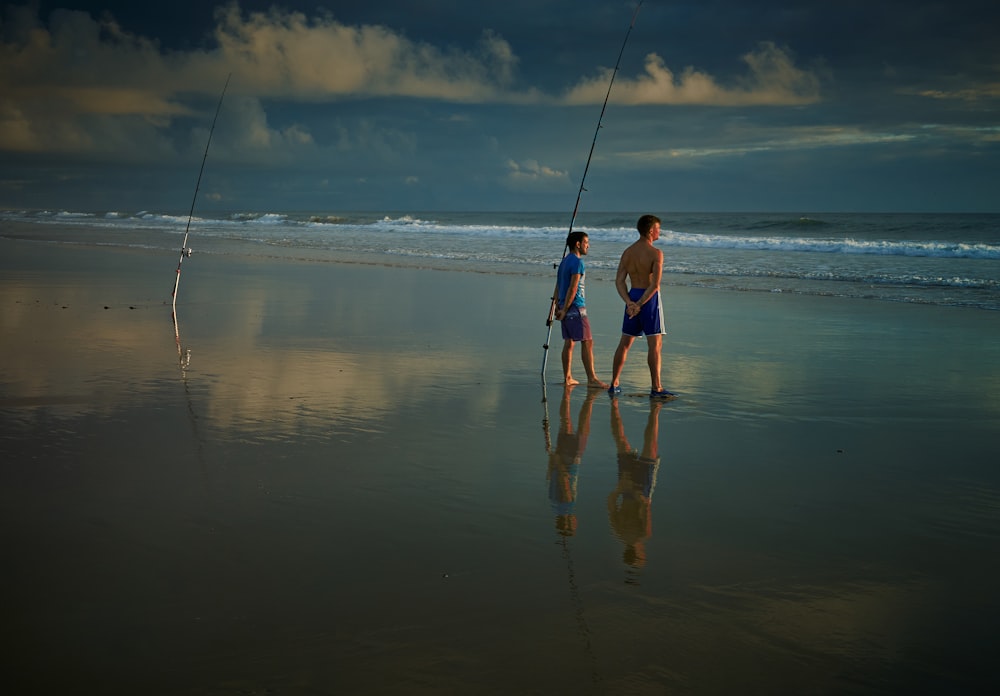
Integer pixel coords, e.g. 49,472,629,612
174,312,483,437
0,275,481,439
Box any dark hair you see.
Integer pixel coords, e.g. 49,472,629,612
636,214,661,235
566,231,588,250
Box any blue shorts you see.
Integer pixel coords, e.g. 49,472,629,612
561,305,593,342
622,288,664,336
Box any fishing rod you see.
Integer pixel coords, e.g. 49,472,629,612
540,1,643,381
170,73,231,315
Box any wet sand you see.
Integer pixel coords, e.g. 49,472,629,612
2,237,999,694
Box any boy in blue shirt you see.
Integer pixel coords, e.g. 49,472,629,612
554,231,609,389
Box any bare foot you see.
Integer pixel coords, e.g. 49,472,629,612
587,379,609,389
564,376,580,386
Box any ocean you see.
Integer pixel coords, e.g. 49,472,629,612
2,209,998,311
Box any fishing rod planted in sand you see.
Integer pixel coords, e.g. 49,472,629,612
540,2,642,381
170,73,231,315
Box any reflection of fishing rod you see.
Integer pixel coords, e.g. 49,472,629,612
170,73,231,314
541,380,552,426
558,534,602,686
540,1,643,380
172,310,210,493
173,310,192,374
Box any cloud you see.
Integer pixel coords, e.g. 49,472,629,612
211,96,315,163
504,158,569,189
565,42,821,106
0,7,195,114
211,3,518,101
618,126,917,163
911,84,1000,101
915,123,1000,145
0,6,194,154
0,2,523,158
0,103,36,152
0,2,827,168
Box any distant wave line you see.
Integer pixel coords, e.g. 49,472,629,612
657,231,1000,259
5,209,998,260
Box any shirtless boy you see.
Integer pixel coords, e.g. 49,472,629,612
608,214,674,398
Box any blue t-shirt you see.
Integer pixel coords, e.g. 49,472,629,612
557,254,586,308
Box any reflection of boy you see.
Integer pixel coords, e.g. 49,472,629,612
607,400,662,569
547,386,598,536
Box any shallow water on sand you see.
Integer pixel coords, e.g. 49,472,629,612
2,240,998,694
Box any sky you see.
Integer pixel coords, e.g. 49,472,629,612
1,0,998,213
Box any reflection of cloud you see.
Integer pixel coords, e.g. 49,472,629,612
0,270,481,433
565,42,821,106
172,284,485,433
200,345,478,433
0,283,167,412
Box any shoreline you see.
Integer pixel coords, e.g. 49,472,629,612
4,216,999,312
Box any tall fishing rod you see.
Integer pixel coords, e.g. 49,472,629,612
540,1,642,381
171,73,231,315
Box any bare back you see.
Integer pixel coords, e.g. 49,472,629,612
615,237,663,304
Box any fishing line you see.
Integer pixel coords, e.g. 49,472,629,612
540,1,643,381
542,391,603,685
170,73,231,314
168,74,229,502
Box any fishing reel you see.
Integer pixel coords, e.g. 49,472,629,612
181,247,193,258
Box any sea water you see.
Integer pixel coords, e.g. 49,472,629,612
2,209,998,311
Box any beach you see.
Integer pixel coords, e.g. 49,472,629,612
2,232,999,695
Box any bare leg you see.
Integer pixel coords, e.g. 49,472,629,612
646,334,662,391
580,339,608,389
562,339,579,385
611,335,636,388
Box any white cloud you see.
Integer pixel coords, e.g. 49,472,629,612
210,3,518,101
0,3,827,173
619,126,916,162
0,2,520,157
565,42,821,106
504,158,569,189
211,96,315,164
911,83,1000,101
